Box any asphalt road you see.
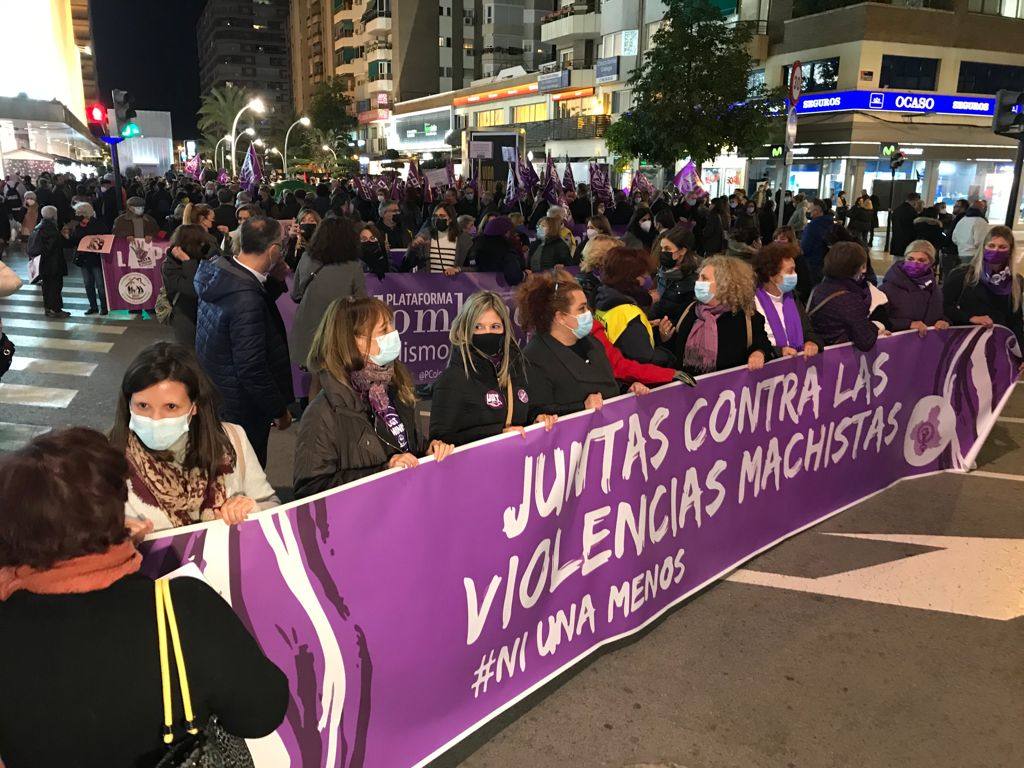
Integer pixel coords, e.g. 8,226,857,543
1,248,1020,768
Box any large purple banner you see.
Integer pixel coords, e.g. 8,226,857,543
102,237,169,311
141,327,1020,768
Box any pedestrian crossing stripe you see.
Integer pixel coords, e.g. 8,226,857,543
0,422,51,452
0,294,92,306
1,318,127,335
5,334,114,353
0,382,77,408
7,357,98,376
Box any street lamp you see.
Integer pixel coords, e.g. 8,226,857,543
265,147,282,171
214,133,231,170
283,116,311,177
229,97,266,175
232,127,256,168
322,144,338,161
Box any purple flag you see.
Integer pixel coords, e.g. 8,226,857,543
183,154,202,181
502,163,520,209
589,161,613,208
238,143,263,195
142,321,1021,768
445,159,456,189
518,157,539,193
630,170,656,200
562,159,576,193
541,155,562,206
217,169,230,185
673,161,706,198
406,160,422,189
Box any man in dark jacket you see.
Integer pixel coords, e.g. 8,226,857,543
212,188,237,233
27,205,69,317
63,202,109,315
799,199,834,285
194,216,294,466
95,177,119,231
889,191,921,260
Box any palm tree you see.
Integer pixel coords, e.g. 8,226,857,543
197,85,253,165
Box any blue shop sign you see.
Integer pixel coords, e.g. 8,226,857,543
596,57,620,84
792,90,995,117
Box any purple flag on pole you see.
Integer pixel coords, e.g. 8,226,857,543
673,160,706,198
589,161,614,208
503,163,519,209
518,157,539,193
445,160,456,190
238,143,262,195
217,169,230,185
562,159,576,193
542,156,562,206
406,160,422,189
630,170,656,200
183,154,202,180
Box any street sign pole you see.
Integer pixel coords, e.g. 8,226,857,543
778,61,803,229
1005,137,1023,228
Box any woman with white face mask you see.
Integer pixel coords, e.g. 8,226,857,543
293,297,454,498
109,343,278,533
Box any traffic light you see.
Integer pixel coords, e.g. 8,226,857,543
889,150,908,171
120,122,141,139
992,89,1024,136
86,102,107,140
111,89,136,131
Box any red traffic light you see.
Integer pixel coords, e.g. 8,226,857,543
87,103,106,123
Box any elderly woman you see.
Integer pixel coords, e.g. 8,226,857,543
808,242,884,351
752,241,820,358
577,233,623,308
664,256,773,375
0,428,288,766
881,239,949,336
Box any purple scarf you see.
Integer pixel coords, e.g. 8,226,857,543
756,287,804,349
683,302,728,372
981,262,1013,297
350,362,409,450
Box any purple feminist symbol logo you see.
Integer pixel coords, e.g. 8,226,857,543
910,405,942,456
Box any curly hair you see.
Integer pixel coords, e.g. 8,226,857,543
703,256,757,314
751,242,799,285
580,234,622,273
515,267,580,334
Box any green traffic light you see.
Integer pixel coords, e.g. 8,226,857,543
120,122,141,138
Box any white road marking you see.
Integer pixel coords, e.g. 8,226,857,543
5,334,114,353
0,422,52,451
0,294,91,306
7,356,97,376
0,382,77,408
969,470,1024,483
996,416,1024,425
1,317,126,335
727,533,1024,621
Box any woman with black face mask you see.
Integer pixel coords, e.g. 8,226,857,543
403,203,472,274
429,292,558,447
358,223,392,278
284,207,321,271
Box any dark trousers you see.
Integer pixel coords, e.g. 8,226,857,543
80,263,106,311
231,412,272,468
41,275,63,311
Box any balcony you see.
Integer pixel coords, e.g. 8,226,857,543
361,9,392,37
540,2,600,45
793,0,953,16
523,114,612,145
366,40,392,62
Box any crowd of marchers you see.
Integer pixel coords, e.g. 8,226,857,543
0,169,1020,767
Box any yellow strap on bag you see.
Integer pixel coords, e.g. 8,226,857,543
155,579,200,745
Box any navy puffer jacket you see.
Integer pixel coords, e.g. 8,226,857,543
194,256,294,421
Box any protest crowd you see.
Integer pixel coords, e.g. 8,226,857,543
0,156,1021,766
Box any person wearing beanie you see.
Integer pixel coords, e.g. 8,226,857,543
112,197,159,240
26,205,69,317
63,201,111,315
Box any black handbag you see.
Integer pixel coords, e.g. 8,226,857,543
0,332,14,378
153,579,255,768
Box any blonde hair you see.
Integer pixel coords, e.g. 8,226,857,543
449,291,518,389
580,234,623,273
307,297,415,405
966,225,1021,312
704,255,757,314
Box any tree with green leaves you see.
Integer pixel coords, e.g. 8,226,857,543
308,77,357,135
197,85,252,145
605,0,784,169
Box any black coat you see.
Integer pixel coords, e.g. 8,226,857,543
429,346,532,446
522,333,619,417
293,371,424,497
651,269,697,323
889,202,918,259
530,237,573,271
470,235,525,285
911,217,949,255
162,253,200,345
0,574,287,768
28,219,67,277
595,284,675,367
672,307,774,375
65,217,109,269
212,203,237,232
193,256,294,422
943,266,1024,349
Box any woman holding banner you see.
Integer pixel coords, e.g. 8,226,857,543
663,256,773,374
807,242,883,351
430,292,557,446
751,242,820,359
109,343,280,532
595,247,675,367
518,269,647,416
293,298,454,497
62,202,109,316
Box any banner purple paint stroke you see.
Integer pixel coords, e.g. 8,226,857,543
102,237,169,311
141,327,1019,768
277,271,519,395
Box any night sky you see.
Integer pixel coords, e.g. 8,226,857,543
91,0,206,140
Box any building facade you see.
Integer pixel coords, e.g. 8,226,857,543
198,0,293,117
69,0,99,106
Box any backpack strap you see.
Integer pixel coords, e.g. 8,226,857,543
745,311,752,349
674,301,698,334
807,290,847,317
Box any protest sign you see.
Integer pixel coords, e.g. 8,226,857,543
75,233,115,255
142,326,1020,768
102,237,168,311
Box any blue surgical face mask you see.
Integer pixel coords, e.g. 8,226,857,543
369,329,402,366
567,310,593,340
780,274,799,293
130,412,192,451
694,280,714,304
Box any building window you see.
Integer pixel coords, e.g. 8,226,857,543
968,0,1024,17
475,108,504,127
879,55,939,91
485,5,493,23
958,61,1024,94
513,102,548,123
747,68,765,93
781,57,840,94
439,36,451,47
555,98,586,119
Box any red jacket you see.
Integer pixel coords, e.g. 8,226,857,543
592,318,676,385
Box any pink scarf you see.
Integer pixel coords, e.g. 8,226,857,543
683,302,729,373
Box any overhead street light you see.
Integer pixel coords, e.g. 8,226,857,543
283,115,311,177
232,127,257,168
214,133,232,170
230,97,266,175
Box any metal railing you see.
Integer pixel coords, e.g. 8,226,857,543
792,0,954,17
541,1,598,24
523,114,612,144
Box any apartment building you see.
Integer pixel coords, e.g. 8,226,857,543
69,0,99,106
198,0,293,117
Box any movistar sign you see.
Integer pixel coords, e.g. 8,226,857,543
791,90,996,117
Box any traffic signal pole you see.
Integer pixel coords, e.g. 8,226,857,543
110,142,124,217
1005,137,1023,228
